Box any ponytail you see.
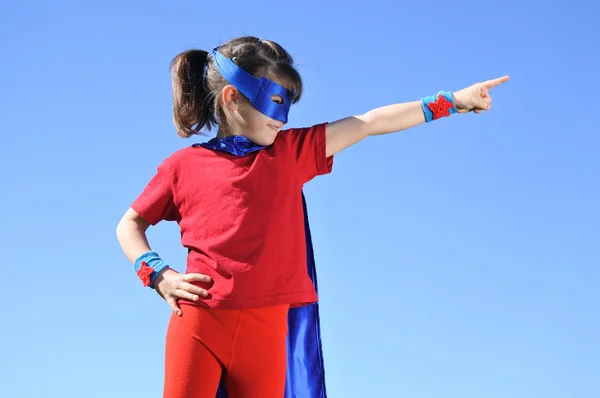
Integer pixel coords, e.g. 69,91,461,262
169,37,304,138
170,49,215,138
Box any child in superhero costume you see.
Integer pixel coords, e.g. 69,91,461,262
116,36,509,398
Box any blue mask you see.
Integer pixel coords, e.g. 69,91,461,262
212,48,293,123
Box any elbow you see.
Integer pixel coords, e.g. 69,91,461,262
115,215,128,243
116,208,149,242
356,112,378,137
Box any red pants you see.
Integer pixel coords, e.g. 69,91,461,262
163,304,289,398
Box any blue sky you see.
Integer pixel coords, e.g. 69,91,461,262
1,0,599,397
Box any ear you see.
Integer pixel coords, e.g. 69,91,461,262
221,85,240,112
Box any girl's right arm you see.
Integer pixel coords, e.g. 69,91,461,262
116,208,154,263
116,208,211,316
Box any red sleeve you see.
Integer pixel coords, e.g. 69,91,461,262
282,123,334,183
131,159,179,225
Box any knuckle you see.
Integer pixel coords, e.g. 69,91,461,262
197,273,210,282
183,291,197,301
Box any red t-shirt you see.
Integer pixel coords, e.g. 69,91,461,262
131,123,333,309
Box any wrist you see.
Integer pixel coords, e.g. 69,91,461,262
151,267,177,289
451,90,469,113
421,91,457,122
134,251,170,288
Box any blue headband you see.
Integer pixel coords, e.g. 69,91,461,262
211,48,293,123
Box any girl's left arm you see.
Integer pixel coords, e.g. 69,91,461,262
325,75,510,157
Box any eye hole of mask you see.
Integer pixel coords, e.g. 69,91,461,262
270,94,284,105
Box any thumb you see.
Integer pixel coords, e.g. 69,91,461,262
474,87,490,110
478,84,490,99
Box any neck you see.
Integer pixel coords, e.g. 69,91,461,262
216,124,243,139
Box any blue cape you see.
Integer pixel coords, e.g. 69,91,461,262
196,136,327,398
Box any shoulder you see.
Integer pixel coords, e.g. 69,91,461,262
156,146,200,170
272,122,328,149
277,122,328,138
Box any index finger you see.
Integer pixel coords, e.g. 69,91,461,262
484,75,510,89
183,273,212,283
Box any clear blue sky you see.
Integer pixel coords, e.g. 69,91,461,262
1,0,599,397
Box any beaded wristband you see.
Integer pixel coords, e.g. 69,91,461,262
134,251,169,288
421,91,457,122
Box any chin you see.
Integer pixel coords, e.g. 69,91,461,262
255,131,279,146
258,137,276,146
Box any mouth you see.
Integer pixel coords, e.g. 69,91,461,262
267,124,282,131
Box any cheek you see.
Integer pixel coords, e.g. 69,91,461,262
243,108,269,129
237,98,274,132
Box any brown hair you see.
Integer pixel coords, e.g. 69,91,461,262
170,36,303,138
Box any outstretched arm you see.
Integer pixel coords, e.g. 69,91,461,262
325,75,510,157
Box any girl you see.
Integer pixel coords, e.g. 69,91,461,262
116,36,508,398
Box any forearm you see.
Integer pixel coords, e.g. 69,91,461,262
325,100,429,156
361,100,425,136
116,208,153,264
